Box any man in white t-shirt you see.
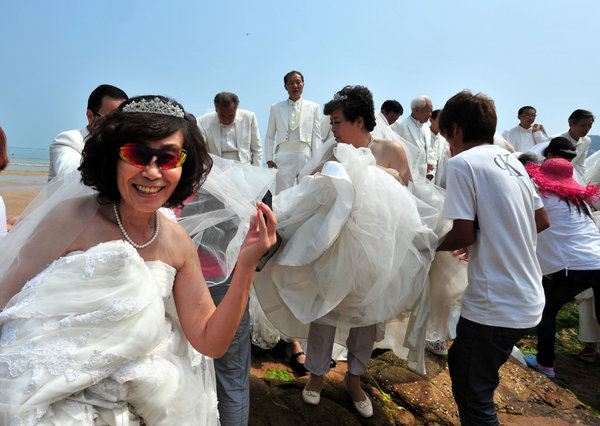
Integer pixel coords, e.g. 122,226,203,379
437,90,549,425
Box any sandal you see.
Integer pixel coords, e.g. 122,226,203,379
290,351,308,376
579,347,599,363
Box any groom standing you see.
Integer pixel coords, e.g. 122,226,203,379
264,70,321,194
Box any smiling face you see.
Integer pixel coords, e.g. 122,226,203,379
284,73,304,101
117,130,184,214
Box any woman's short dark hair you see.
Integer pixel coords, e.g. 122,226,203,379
0,125,8,172
323,85,376,132
439,90,496,144
80,95,212,208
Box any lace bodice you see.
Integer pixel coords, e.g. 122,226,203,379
0,240,218,425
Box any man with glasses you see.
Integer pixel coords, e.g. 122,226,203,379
501,106,548,153
49,84,127,181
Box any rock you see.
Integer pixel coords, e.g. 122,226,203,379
249,346,600,425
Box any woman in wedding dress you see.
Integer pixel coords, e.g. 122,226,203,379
254,86,439,418
0,96,277,425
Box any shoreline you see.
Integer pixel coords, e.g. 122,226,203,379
0,170,47,218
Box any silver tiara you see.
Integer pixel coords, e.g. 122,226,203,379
334,93,348,101
122,97,185,118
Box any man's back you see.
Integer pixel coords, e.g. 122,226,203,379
444,144,544,328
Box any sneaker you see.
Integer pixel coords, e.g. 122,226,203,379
425,339,448,356
524,354,555,379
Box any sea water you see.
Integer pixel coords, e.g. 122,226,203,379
1,146,48,190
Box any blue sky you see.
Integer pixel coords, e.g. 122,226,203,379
1,0,599,155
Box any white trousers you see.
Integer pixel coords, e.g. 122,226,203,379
305,322,376,376
274,151,311,194
578,292,600,343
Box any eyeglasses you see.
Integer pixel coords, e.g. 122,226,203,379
521,113,537,118
92,111,104,118
118,143,187,169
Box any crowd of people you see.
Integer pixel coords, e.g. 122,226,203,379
0,73,599,425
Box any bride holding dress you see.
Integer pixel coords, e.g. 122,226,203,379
254,86,440,418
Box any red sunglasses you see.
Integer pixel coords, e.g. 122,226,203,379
118,143,187,169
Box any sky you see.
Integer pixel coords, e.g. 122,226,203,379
1,0,600,157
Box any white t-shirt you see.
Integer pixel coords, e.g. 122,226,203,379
443,144,544,328
536,193,600,275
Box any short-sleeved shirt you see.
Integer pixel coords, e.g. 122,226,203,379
443,144,544,328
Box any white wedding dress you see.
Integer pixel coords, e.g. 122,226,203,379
254,143,442,372
0,240,219,425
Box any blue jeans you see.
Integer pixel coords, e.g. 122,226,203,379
448,317,526,426
209,279,251,426
536,269,600,367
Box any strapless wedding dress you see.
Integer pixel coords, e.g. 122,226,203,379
0,240,219,425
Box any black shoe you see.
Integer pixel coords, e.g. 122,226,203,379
290,351,309,376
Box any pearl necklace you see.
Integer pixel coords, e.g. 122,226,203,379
113,202,160,249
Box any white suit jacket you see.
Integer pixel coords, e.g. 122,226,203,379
398,116,435,178
48,128,89,181
197,109,263,166
264,98,321,162
558,130,591,178
501,125,548,153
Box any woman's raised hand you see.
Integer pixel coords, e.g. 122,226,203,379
237,202,277,270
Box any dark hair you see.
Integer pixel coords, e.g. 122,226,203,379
381,100,403,116
87,84,128,113
213,92,240,108
517,152,541,166
284,70,304,85
80,95,212,208
323,85,376,132
568,109,595,125
518,106,535,116
0,125,8,171
439,90,496,144
430,109,441,120
543,137,577,160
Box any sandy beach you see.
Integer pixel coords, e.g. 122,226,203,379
0,171,46,218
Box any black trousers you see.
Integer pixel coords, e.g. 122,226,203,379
448,317,526,426
536,269,600,367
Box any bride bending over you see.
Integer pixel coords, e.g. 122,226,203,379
0,95,276,425
254,86,438,418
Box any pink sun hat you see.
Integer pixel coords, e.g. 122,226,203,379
525,158,600,205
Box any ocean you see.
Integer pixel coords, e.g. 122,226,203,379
1,146,48,190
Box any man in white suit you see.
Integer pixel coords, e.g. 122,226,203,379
398,95,435,180
501,106,548,153
372,100,403,141
197,92,262,166
265,70,321,193
48,84,127,181
558,109,595,177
